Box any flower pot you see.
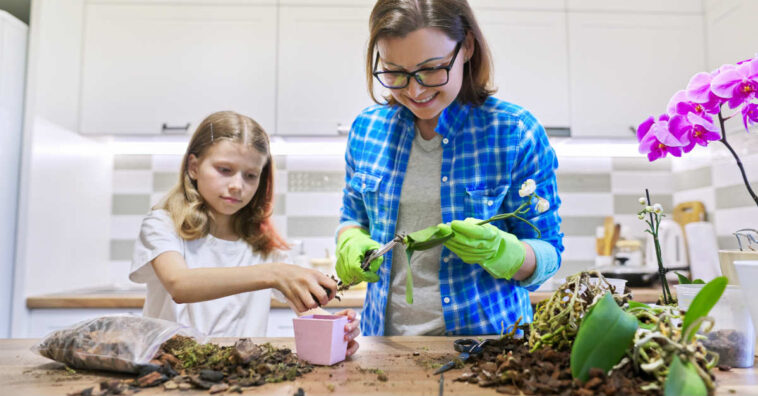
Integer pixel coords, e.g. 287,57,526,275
718,250,758,285
675,284,755,368
292,315,347,366
733,260,758,352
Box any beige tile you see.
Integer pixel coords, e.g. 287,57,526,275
110,239,135,261
112,195,151,215
288,171,345,192
114,155,151,170
674,167,711,192
153,172,179,193
273,194,286,215
287,216,340,238
716,184,758,209
556,173,610,193
560,216,606,236
614,194,672,215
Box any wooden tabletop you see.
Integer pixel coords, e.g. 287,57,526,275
2,337,756,395
26,287,663,310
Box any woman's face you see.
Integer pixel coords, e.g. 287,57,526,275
376,28,472,122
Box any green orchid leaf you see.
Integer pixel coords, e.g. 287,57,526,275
571,292,638,382
675,272,691,284
664,355,707,396
693,279,705,284
682,276,727,342
405,225,453,251
626,301,651,310
405,250,414,304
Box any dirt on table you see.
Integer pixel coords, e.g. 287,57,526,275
454,335,662,396
65,335,313,395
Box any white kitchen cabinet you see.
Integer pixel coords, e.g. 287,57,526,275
79,3,277,135
477,10,570,128
705,0,758,70
276,5,375,136
568,12,705,137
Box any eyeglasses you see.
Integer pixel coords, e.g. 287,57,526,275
372,41,462,89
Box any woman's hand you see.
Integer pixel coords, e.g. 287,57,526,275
333,309,361,357
270,264,337,313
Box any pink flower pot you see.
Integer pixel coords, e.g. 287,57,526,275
292,315,348,366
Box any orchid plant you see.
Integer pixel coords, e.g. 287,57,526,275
636,54,758,207
637,189,673,305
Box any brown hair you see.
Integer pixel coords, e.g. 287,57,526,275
157,111,286,256
365,0,495,106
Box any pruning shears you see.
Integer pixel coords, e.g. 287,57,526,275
434,338,490,375
360,234,405,270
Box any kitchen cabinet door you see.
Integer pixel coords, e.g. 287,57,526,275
568,13,705,137
276,6,375,136
79,3,276,135
477,10,570,128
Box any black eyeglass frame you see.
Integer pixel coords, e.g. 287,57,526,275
372,41,463,89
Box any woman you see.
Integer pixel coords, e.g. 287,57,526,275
336,0,564,336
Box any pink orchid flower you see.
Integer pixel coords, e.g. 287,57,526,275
711,57,758,109
637,114,689,161
668,90,719,118
743,102,758,131
684,73,724,112
669,112,721,153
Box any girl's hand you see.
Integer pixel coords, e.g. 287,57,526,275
333,309,360,357
271,264,337,313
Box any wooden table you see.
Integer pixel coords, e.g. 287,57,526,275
2,337,757,395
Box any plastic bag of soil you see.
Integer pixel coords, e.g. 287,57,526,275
33,315,206,374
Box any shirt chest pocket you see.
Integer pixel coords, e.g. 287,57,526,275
464,185,509,220
350,172,384,225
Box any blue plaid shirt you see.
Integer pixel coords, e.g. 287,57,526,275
339,96,564,336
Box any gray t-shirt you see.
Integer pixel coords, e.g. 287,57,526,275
385,128,446,335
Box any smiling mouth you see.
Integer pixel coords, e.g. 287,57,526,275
410,92,437,104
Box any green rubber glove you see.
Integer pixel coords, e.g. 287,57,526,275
336,227,383,285
442,218,526,280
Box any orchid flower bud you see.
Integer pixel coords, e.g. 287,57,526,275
536,198,550,213
519,179,536,197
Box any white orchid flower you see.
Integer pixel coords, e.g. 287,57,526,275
519,179,536,197
645,205,653,213
653,203,663,214
638,197,647,205
536,198,550,213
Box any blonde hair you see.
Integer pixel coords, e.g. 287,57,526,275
157,111,285,256
365,0,495,106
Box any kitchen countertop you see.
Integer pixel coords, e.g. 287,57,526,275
26,287,665,309
2,337,756,395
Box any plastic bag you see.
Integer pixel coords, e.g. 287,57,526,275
33,315,205,373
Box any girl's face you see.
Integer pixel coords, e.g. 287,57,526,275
188,140,267,221
376,28,472,122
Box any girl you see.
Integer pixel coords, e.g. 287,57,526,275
130,111,359,355
336,0,564,336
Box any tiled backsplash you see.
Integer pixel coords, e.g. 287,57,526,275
111,142,758,284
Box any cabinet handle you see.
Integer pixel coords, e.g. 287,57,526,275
337,123,350,135
162,123,191,134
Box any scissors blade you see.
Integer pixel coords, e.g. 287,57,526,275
433,361,456,375
361,235,402,268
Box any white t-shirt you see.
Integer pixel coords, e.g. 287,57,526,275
129,209,286,337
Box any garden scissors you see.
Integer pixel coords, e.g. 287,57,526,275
434,338,489,375
361,234,405,269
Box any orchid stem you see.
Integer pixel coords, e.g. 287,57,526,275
717,111,758,207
